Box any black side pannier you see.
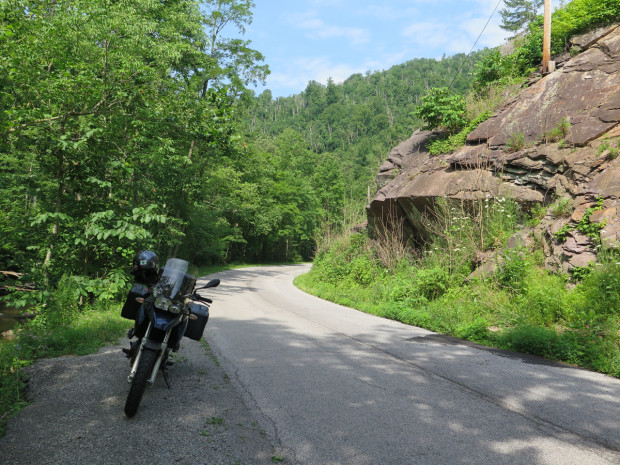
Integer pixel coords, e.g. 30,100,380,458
121,283,149,320
184,302,209,341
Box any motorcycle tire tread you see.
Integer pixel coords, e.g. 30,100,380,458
124,348,157,418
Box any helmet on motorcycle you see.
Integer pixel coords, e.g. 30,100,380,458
132,250,159,284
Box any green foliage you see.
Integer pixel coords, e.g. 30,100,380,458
499,0,544,32
427,112,491,155
473,0,620,93
496,248,528,294
555,196,607,244
544,118,571,143
454,318,495,344
246,51,485,205
506,132,525,152
527,203,547,227
570,263,595,283
579,260,620,317
414,87,467,134
551,197,572,218
553,224,573,243
349,255,379,286
298,194,620,378
597,139,620,161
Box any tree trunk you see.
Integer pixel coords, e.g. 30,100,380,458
43,152,65,285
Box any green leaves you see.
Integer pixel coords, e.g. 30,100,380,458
1,0,267,282
414,87,467,135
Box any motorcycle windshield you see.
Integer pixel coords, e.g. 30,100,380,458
153,258,197,301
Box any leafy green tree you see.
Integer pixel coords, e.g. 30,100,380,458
0,0,264,291
326,78,342,106
200,0,270,97
500,0,544,32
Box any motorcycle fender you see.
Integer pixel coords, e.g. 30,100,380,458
144,340,162,352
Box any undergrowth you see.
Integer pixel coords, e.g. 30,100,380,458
0,295,131,437
296,197,620,378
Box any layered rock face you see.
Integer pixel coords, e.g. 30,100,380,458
368,25,620,273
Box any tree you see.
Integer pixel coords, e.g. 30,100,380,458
199,0,270,98
499,0,544,32
0,0,253,291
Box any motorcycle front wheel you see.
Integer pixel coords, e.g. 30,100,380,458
124,348,157,417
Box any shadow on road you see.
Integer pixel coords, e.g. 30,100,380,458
203,265,620,464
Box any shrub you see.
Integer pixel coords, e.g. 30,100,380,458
414,266,451,301
427,112,491,155
506,132,525,152
496,247,528,294
499,325,561,358
551,197,572,218
578,261,620,317
544,118,571,143
527,203,547,227
414,87,467,134
349,255,378,286
518,269,572,325
455,318,495,344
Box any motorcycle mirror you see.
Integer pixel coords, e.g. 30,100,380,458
196,278,220,290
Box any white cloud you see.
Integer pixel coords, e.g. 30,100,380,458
460,15,510,50
401,6,509,55
401,21,454,49
285,10,370,46
364,50,412,71
265,56,369,96
356,5,419,21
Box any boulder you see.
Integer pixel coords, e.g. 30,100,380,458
368,25,620,273
467,25,620,148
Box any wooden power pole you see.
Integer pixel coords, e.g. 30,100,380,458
542,0,552,74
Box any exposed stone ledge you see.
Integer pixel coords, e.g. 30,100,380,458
368,25,620,274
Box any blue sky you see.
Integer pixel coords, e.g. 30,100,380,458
244,0,510,97
244,0,513,98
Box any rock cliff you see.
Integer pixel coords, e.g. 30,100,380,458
368,25,620,273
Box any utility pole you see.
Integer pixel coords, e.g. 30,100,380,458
542,0,553,74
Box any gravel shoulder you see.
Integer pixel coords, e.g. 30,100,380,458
0,336,279,465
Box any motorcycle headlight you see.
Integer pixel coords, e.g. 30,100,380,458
154,296,182,314
154,296,172,311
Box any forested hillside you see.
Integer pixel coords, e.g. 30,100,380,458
297,0,620,378
1,0,487,302
244,52,484,203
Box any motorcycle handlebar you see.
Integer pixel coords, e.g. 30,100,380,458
193,294,212,304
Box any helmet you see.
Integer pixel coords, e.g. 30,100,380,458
133,250,159,271
132,250,159,284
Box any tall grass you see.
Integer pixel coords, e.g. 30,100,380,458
296,198,620,378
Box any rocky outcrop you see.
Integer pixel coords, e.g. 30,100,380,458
368,25,620,273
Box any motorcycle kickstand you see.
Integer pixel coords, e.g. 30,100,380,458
162,368,172,389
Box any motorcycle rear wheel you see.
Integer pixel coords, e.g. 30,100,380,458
124,348,157,417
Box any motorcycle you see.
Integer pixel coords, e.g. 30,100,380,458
120,255,220,417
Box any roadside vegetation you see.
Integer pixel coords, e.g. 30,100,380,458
296,198,620,377
297,0,620,378
0,261,251,436
2,0,619,437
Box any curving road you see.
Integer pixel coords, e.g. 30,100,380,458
204,265,620,465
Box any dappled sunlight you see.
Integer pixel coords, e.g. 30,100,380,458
199,265,620,464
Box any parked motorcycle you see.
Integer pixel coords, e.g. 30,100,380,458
120,252,219,417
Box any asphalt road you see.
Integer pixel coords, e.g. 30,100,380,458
203,265,620,465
